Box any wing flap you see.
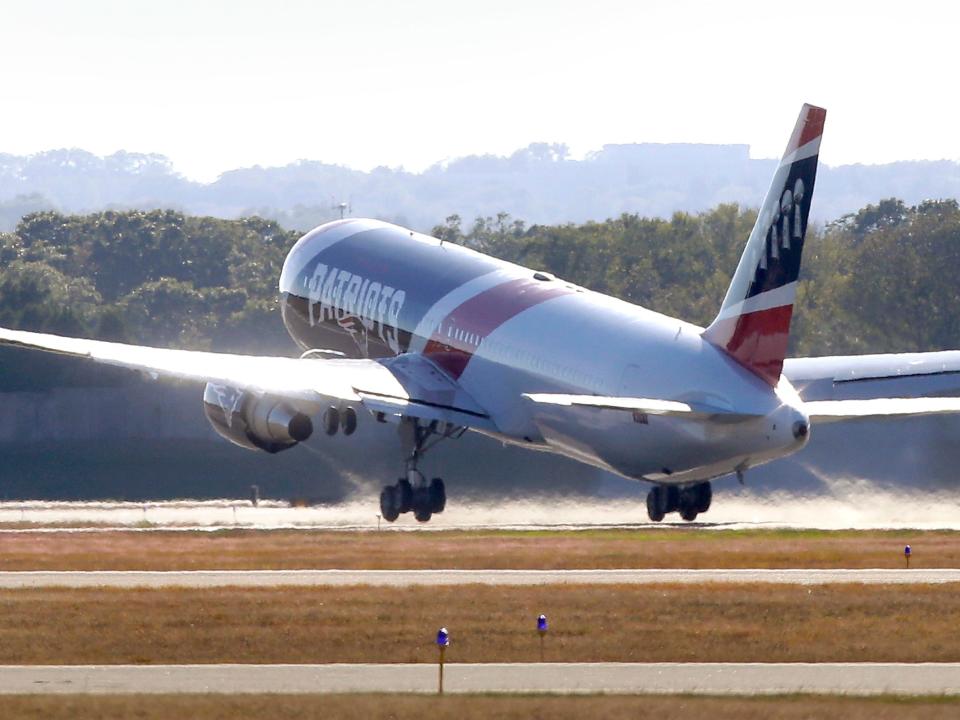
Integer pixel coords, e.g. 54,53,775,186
362,353,497,430
357,391,498,432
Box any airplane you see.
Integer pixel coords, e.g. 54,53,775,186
4,103,960,523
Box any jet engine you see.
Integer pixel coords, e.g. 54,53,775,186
203,383,313,453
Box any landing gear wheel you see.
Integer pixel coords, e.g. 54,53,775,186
678,486,699,522
380,485,399,522
429,477,446,514
646,487,665,522
412,486,432,523
388,417,464,523
396,478,413,514
665,486,680,514
695,482,712,514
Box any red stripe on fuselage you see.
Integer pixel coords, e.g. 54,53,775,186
706,304,793,386
423,277,572,379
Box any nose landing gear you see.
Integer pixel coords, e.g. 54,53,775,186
646,481,712,522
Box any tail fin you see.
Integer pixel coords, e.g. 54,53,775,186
703,103,826,386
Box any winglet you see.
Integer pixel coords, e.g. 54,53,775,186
703,104,826,386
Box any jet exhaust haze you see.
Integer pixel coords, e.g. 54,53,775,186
1,484,958,531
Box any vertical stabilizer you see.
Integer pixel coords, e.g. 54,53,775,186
703,104,826,386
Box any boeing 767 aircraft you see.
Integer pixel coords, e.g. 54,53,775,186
5,104,960,522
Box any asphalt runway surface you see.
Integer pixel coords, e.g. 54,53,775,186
1,568,959,588
2,662,959,695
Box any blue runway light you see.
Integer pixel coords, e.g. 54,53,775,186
904,545,912,556
536,614,549,662
435,627,449,695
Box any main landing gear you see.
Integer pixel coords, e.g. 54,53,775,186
380,474,446,523
379,418,463,523
646,481,712,522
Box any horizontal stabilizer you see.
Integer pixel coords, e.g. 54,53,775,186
806,397,960,424
522,393,760,420
784,351,960,386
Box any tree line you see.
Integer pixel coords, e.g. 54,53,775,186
1,199,959,389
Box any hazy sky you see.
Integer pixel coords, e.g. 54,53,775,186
3,0,958,180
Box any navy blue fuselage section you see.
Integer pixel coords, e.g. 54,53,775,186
279,220,504,358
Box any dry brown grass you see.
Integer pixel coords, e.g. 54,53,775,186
0,528,953,570
4,694,960,720
1,583,959,664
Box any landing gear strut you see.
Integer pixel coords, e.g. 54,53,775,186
379,418,461,523
646,481,712,522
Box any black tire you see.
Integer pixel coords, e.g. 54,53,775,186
412,487,432,523
646,487,665,522
397,478,413,514
429,477,446,514
380,485,399,522
695,482,712,514
665,486,680,513
678,486,699,522
323,407,340,436
342,407,358,436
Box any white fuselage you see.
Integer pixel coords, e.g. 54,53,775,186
279,219,810,486
453,283,809,483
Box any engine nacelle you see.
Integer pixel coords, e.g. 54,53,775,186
203,383,313,453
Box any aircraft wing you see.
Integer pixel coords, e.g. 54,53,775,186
522,393,761,421
0,327,498,432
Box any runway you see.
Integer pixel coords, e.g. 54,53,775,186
1,568,958,588
2,662,959,695
5,491,960,531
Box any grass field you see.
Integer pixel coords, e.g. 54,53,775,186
0,528,951,570
5,694,960,720
1,583,957,664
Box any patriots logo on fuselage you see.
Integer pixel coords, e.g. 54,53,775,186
208,384,244,427
337,313,370,356
302,263,407,356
